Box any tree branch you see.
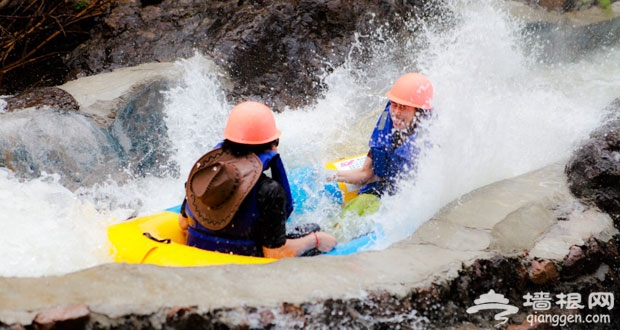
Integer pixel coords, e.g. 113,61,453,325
0,0,113,87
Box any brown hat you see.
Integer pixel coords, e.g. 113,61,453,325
186,148,262,231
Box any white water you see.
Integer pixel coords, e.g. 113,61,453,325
1,0,618,277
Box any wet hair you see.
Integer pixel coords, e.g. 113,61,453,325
222,139,279,156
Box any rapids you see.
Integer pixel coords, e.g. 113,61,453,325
1,0,618,277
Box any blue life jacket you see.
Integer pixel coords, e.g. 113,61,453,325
185,149,293,256
359,101,428,196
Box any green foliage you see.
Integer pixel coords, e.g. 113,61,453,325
74,0,89,11
599,0,611,9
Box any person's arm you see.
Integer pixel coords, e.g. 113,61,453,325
257,178,337,258
178,213,189,230
332,154,380,185
263,231,337,258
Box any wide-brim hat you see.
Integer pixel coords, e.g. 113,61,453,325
186,148,262,231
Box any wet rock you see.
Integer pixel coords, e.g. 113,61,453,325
0,72,179,190
165,306,195,323
64,0,443,111
528,259,559,285
107,79,178,180
452,256,529,307
32,304,89,330
54,0,620,110
490,201,557,255
2,87,79,112
538,0,575,12
602,234,620,269
521,7,620,63
3,0,612,104
523,0,608,12
565,97,620,228
561,237,607,280
258,309,276,327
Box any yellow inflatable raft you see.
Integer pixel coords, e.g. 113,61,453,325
109,155,376,267
108,208,275,267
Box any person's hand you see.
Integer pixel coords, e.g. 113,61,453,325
315,231,337,252
324,169,339,182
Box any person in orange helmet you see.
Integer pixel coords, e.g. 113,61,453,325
330,73,434,207
178,101,337,258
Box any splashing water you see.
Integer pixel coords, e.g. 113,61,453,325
0,0,618,277
0,169,122,276
373,0,616,244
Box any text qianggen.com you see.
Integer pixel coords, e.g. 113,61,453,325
527,313,611,327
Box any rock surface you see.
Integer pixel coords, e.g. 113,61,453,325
4,1,616,111
0,62,184,190
565,97,620,228
2,87,79,113
62,0,442,111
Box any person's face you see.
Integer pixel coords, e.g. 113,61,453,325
389,102,418,130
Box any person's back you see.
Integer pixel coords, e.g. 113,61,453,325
179,101,337,258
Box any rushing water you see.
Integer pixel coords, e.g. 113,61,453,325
1,0,619,277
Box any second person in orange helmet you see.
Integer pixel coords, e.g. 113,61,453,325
330,72,434,208
178,101,337,258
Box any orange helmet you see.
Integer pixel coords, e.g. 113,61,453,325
223,101,281,144
385,72,434,109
